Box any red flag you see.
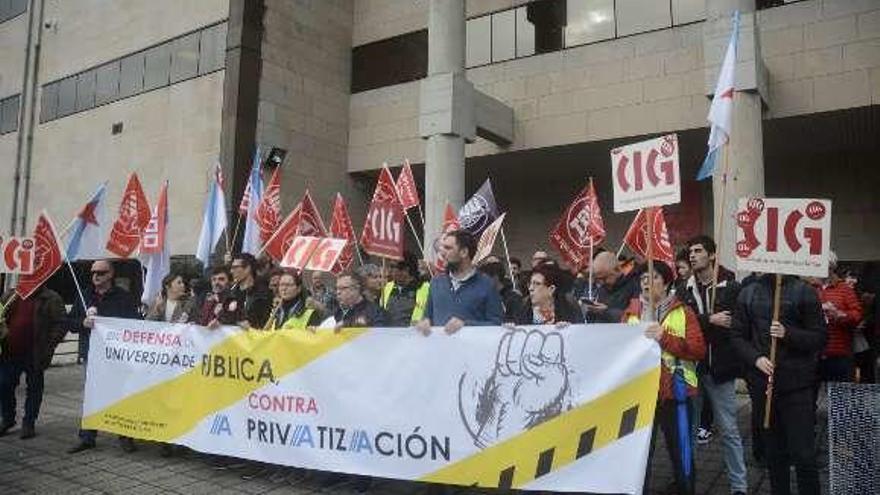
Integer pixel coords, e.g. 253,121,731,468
623,207,674,267
330,193,357,274
360,167,405,260
263,190,326,262
16,212,63,300
256,167,282,243
395,160,420,211
106,173,151,258
549,180,606,270
140,182,168,255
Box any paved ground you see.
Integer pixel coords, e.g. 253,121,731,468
0,358,827,494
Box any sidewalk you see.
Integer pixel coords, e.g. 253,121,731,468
0,363,815,494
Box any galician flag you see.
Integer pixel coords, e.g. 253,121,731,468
241,147,263,254
65,182,108,261
696,10,739,181
195,164,228,265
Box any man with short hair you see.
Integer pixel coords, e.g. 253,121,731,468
0,286,66,439
584,251,641,323
216,253,271,329
478,261,523,323
381,253,431,327
679,235,748,495
730,273,826,495
334,274,387,329
531,250,550,268
416,230,503,335
68,260,141,454
307,271,337,317
199,266,231,326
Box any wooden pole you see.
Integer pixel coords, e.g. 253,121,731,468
710,144,732,311
646,207,656,320
499,227,516,286
763,273,783,429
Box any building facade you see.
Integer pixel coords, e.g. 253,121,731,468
1,0,878,273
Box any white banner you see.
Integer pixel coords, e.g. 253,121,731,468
735,197,832,277
611,134,680,212
83,318,660,493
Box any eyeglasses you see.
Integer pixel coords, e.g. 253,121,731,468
91,270,109,276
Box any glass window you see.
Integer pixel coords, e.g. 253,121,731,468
75,69,96,112
351,30,427,93
0,95,19,134
566,0,615,47
57,76,78,117
199,22,227,75
170,32,200,83
515,7,536,57
491,9,516,62
616,0,671,37
143,43,171,91
1,0,27,23
672,0,706,25
466,15,491,68
40,82,58,123
524,0,565,55
119,52,145,98
95,61,120,106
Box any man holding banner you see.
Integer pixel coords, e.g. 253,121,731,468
215,253,271,330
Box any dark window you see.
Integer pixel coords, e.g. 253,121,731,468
0,95,20,134
0,0,27,23
199,22,227,75
143,44,171,91
57,76,78,117
119,52,145,98
95,61,120,106
523,0,564,54
351,30,427,93
40,82,58,123
170,32,200,83
76,69,97,112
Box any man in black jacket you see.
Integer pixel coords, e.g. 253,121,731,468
214,253,272,329
334,273,387,329
583,251,641,323
679,236,747,495
730,274,826,495
68,260,141,454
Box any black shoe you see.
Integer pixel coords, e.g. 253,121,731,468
160,444,174,457
19,425,35,440
118,437,137,453
67,440,96,453
0,421,15,437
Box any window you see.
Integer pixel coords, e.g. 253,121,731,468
40,83,58,123
466,16,491,67
38,21,228,123
0,94,20,134
95,61,120,106
672,0,706,25
57,76,78,118
566,0,615,47
616,0,672,37
118,52,145,98
351,30,428,93
0,0,27,23
199,22,227,75
143,44,171,91
491,9,516,62
76,69,97,112
170,32,200,83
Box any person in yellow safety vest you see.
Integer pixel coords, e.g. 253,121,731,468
268,271,323,330
622,261,705,495
381,252,430,327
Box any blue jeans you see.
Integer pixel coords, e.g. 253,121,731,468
695,374,748,493
0,359,45,427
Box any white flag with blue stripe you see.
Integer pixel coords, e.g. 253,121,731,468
64,182,108,261
195,164,228,265
697,11,740,181
241,147,263,254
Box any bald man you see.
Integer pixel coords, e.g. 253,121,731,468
584,251,642,323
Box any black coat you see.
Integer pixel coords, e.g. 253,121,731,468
678,267,743,383
335,298,387,328
217,282,272,329
593,269,642,323
730,274,826,394
513,296,585,325
68,285,141,332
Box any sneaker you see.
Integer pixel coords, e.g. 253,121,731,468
696,427,714,445
118,436,137,453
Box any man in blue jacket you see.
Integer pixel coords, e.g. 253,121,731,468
416,230,503,335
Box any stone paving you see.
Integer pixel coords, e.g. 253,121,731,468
0,360,827,494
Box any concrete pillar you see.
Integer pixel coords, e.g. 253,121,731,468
705,0,766,270
423,0,466,242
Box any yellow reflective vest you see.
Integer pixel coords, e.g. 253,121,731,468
381,281,430,323
627,305,699,389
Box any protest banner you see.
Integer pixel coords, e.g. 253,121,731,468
0,236,35,274
549,178,605,272
82,318,660,494
280,236,347,272
611,134,680,213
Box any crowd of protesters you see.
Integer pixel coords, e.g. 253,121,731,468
1,227,877,495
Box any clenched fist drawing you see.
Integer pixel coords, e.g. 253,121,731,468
458,329,571,448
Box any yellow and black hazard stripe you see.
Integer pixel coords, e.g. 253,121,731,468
421,366,660,489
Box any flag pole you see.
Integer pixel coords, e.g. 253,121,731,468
64,260,89,313
587,177,595,301
710,119,735,311
499,227,516,285
616,209,642,260
763,273,783,428
646,207,656,321
403,210,426,259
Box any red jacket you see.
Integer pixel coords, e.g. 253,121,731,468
816,280,862,357
622,297,705,401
